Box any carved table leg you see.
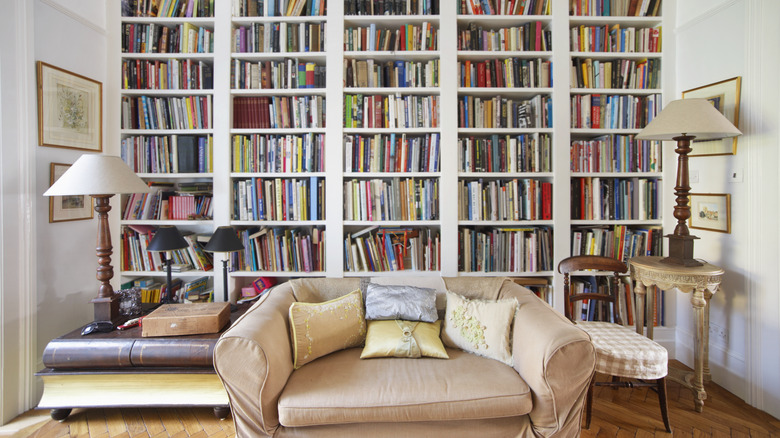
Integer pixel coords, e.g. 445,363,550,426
703,289,713,382
691,287,708,412
213,406,230,420
50,408,72,421
633,281,647,336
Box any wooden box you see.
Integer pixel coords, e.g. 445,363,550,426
142,303,230,337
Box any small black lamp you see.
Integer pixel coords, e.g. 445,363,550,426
147,226,189,303
203,226,244,307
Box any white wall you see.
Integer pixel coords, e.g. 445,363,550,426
1,0,107,424
675,0,780,417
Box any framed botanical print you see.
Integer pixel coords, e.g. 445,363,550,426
49,163,94,223
682,77,741,156
37,61,103,151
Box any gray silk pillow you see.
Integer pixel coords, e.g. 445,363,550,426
365,283,438,323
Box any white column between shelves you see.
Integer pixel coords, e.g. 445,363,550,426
325,0,345,277
213,1,233,300
438,1,459,277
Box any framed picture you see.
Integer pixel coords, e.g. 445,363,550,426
689,193,731,234
49,163,94,223
37,61,102,151
682,77,741,156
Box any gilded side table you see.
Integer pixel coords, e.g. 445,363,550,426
628,255,724,413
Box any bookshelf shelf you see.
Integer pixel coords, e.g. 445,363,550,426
230,53,327,61
459,172,554,178
458,220,554,226
344,220,441,227
344,51,441,62
121,220,215,226
571,219,664,226
232,16,328,25
457,51,552,60
571,52,661,59
458,127,553,134
456,87,553,96
344,87,441,95
121,53,215,61
459,271,554,277
231,172,327,178
230,88,327,96
344,172,441,178
121,270,215,277
568,16,662,26
230,128,327,135
230,270,325,277
121,17,215,25
121,129,214,135
230,220,327,227
343,15,441,25
343,271,442,278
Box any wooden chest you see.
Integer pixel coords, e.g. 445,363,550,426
142,303,230,337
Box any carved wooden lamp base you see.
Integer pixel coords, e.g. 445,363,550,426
662,234,703,267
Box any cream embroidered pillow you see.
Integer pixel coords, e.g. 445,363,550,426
441,291,517,366
360,320,449,359
289,290,366,369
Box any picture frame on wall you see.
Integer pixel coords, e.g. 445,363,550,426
49,163,94,223
689,193,731,234
37,61,103,152
682,76,741,156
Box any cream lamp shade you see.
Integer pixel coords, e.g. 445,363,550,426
43,154,150,196
636,98,742,140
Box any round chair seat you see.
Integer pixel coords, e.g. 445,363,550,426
577,321,668,380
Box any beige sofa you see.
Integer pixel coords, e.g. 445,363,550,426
214,277,595,437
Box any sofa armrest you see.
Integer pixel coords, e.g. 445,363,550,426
214,284,296,437
500,282,595,438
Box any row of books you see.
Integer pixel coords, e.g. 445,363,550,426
570,93,660,130
459,133,552,173
232,22,325,54
121,95,212,130
121,22,213,54
344,227,440,272
232,0,326,16
123,182,214,221
571,225,662,261
570,0,661,17
345,133,440,173
458,58,551,88
570,24,662,53
345,0,439,16
571,57,660,90
233,177,325,221
344,23,438,52
121,227,214,272
569,277,664,327
344,178,439,222
459,226,553,273
232,226,325,272
458,0,549,15
458,179,552,221
459,94,552,129
571,176,660,220
231,59,325,90
344,59,439,89
457,22,550,52
570,134,661,173
123,0,214,18
233,95,325,129
179,276,214,303
512,277,552,304
344,94,439,129
232,133,325,173
121,134,213,174
122,59,213,90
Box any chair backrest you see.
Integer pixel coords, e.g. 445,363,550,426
557,255,628,324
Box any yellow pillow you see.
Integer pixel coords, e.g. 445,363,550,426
360,320,449,359
289,290,366,369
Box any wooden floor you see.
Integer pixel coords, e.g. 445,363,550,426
11,362,780,437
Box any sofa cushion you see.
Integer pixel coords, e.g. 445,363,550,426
441,291,517,366
365,283,438,322
278,348,531,427
288,290,366,369
360,320,448,359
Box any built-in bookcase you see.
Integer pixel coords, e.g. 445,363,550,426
116,1,217,298
109,0,673,322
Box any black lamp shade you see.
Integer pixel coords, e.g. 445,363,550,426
147,226,189,252
204,226,244,253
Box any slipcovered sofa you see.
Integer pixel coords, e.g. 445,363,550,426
213,276,596,437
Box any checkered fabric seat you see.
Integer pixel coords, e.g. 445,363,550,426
578,321,668,379
558,255,671,433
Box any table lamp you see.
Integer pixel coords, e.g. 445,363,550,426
147,226,189,304
43,154,151,322
636,98,741,266
203,226,244,306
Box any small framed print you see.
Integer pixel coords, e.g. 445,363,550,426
682,77,741,156
689,193,731,234
37,61,103,151
49,163,94,223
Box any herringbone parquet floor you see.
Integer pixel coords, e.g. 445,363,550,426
10,361,780,437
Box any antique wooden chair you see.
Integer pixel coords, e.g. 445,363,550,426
558,255,671,433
